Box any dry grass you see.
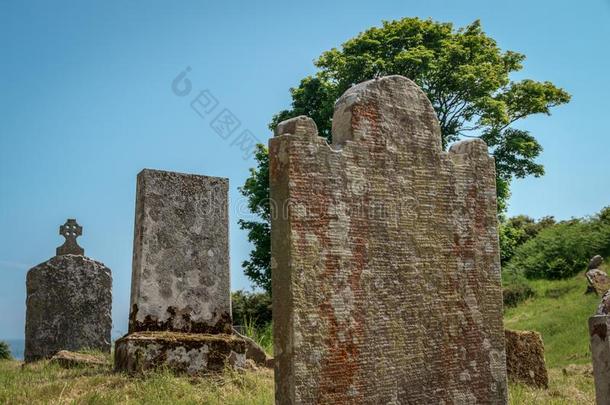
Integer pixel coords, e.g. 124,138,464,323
0,359,273,404
508,365,595,404
0,358,596,404
1,269,601,405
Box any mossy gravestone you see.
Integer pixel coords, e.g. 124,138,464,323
114,169,245,374
25,219,112,362
270,76,507,404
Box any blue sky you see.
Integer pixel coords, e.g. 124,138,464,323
1,0,609,340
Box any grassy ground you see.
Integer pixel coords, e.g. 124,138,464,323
504,271,599,368
0,357,596,404
503,268,602,403
0,359,274,404
0,270,602,404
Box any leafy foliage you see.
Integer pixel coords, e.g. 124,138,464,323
241,17,570,293
505,207,610,280
231,289,272,328
241,319,273,355
0,341,12,360
499,215,555,264
238,145,272,293
502,271,535,308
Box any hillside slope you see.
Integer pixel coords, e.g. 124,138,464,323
504,269,602,403
504,270,600,368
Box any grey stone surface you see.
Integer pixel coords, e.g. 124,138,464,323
25,254,112,362
590,255,604,270
597,290,610,315
232,327,272,367
589,315,610,405
587,268,610,296
56,219,84,256
116,169,245,375
114,332,246,375
270,76,507,404
50,350,109,368
128,169,231,334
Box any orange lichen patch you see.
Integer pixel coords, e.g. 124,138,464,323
271,76,505,404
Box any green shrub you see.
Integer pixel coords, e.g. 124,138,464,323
505,207,610,280
231,290,272,328
0,341,12,360
499,215,555,264
502,272,535,308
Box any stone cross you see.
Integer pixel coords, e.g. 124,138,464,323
270,76,507,404
56,219,84,256
25,221,111,362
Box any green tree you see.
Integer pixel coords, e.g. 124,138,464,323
0,341,12,360
240,17,570,293
238,145,272,293
499,215,555,264
506,207,610,280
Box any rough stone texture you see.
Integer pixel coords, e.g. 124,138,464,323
128,169,231,334
56,219,84,256
590,255,604,270
598,290,610,315
589,315,610,405
270,76,507,404
587,268,610,296
233,327,273,367
25,254,112,362
50,350,109,368
116,169,245,375
504,329,548,388
114,332,246,374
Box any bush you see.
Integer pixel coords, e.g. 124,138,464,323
232,290,272,328
0,341,12,360
499,215,555,264
505,207,610,280
502,272,535,308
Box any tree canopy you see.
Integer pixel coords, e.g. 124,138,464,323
240,17,571,293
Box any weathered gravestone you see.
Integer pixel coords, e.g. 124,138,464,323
114,169,246,374
504,329,548,388
25,219,112,362
270,76,507,404
586,255,610,295
589,294,610,405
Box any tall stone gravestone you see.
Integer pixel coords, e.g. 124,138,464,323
589,292,610,405
270,76,507,404
114,169,246,374
25,219,112,362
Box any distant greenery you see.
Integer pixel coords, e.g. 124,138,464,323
504,270,600,368
505,207,610,280
231,290,272,328
499,215,555,265
502,271,535,308
242,319,273,355
0,341,12,360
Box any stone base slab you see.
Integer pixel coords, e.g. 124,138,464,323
114,331,246,375
505,329,548,388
